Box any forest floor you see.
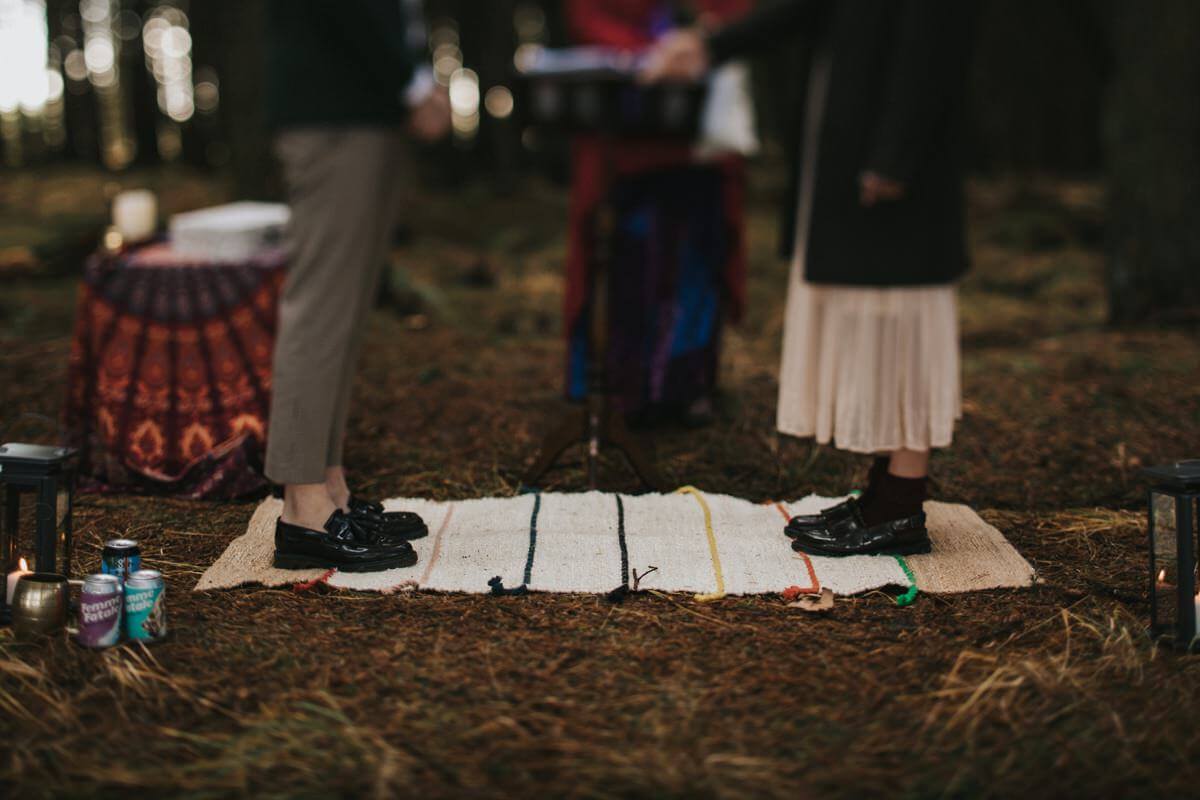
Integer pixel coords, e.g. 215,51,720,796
1,163,1199,799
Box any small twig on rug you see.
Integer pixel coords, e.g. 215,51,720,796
631,566,658,591
607,566,661,603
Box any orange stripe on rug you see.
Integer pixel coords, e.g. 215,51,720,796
773,501,820,595
419,503,456,586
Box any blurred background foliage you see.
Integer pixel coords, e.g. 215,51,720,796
0,0,1197,321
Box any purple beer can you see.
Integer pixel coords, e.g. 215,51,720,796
77,573,123,648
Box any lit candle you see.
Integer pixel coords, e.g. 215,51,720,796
112,190,158,244
6,557,31,605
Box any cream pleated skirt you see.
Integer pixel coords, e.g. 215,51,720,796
776,49,962,453
776,280,962,453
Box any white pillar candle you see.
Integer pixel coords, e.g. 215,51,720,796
112,190,158,243
6,558,31,605
1194,592,1200,639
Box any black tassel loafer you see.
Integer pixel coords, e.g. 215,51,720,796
790,507,931,558
785,495,873,538
273,510,418,572
348,496,428,541
270,486,429,542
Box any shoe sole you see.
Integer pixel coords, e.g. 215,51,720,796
272,550,419,573
791,538,932,558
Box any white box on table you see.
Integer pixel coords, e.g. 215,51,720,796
168,202,290,261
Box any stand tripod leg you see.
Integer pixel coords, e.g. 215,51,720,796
602,404,666,492
520,135,665,492
522,408,587,488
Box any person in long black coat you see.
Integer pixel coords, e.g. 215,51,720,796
643,0,976,557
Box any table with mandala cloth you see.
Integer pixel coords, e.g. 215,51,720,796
64,242,286,499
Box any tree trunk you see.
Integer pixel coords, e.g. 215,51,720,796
192,0,273,200
1104,0,1200,324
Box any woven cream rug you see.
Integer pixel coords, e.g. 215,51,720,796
196,490,1034,600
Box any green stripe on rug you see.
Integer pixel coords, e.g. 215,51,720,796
893,556,918,606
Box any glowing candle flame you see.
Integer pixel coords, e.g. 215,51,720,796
17,557,28,571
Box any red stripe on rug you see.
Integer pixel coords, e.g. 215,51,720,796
419,504,456,586
773,501,820,595
293,569,336,592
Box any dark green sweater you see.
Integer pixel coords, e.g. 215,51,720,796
267,0,417,129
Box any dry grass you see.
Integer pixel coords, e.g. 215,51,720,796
2,168,1200,798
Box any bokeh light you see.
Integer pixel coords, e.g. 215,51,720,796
449,68,480,116
80,0,135,168
46,68,64,102
84,37,114,74
143,5,195,129
449,67,480,140
63,48,88,82
194,68,219,115
513,43,543,73
0,0,50,113
430,18,461,87
484,85,514,120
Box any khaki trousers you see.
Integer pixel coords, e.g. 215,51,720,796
265,127,408,485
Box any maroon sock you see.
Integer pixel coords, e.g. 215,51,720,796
862,472,928,527
858,456,890,506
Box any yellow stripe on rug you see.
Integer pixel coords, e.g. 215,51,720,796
676,486,726,603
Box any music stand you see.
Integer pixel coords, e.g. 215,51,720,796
514,51,706,491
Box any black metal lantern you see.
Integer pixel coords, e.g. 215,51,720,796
1144,461,1200,652
0,443,78,625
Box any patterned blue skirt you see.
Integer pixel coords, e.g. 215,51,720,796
568,166,729,418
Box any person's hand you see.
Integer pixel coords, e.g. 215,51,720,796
409,85,451,142
640,28,710,83
859,171,906,207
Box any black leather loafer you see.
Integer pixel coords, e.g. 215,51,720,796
348,497,428,541
273,510,418,572
784,496,864,538
790,507,931,557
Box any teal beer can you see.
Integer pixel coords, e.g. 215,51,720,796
123,569,168,642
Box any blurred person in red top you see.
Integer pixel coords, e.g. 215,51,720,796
564,0,752,428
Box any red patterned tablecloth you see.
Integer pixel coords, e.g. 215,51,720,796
64,242,286,499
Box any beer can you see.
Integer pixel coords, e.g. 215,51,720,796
101,539,142,581
123,569,168,642
77,574,123,648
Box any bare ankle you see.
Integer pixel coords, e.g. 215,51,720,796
282,483,338,529
324,466,351,511
887,449,931,480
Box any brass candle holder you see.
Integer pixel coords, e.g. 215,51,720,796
10,573,70,642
